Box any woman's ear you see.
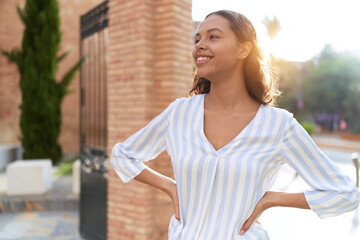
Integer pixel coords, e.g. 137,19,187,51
237,42,252,59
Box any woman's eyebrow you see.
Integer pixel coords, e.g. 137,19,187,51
195,28,224,37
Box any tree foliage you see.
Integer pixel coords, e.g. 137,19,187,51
276,44,360,133
1,0,84,164
275,59,301,113
303,45,360,132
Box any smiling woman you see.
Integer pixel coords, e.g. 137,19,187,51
110,9,360,240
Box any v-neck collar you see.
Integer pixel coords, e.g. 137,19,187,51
199,93,263,155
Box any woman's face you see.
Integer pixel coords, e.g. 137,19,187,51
192,14,242,80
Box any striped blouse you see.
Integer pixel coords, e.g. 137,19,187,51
110,93,360,240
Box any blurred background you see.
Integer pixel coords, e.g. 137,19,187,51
0,0,359,239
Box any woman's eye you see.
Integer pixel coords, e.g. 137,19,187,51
194,35,219,44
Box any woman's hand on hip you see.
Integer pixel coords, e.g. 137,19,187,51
239,191,280,235
167,180,181,222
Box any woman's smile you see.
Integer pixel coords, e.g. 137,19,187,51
196,55,214,65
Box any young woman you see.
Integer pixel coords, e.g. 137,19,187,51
110,10,360,239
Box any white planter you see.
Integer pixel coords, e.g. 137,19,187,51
6,159,52,195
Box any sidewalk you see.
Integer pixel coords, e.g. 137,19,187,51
313,133,360,152
0,211,82,240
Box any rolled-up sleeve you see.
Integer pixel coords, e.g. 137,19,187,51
279,112,360,219
110,99,178,183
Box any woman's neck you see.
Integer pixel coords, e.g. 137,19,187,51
205,71,259,113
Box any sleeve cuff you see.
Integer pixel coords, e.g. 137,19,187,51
111,156,148,183
302,190,327,219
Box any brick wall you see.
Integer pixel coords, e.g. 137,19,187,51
0,0,25,144
107,0,193,239
0,0,103,153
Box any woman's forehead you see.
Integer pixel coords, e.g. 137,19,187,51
197,15,230,34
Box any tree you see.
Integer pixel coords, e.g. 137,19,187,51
275,57,316,119
303,45,360,132
2,0,84,164
262,16,281,41
262,15,281,62
275,59,302,114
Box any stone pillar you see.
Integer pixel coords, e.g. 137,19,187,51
107,0,193,239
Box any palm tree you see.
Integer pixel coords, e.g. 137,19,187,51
262,16,281,62
262,16,281,41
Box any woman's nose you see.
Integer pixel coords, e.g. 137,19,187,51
195,41,205,50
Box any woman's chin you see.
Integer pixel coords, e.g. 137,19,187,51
199,75,213,81
196,68,216,80
196,72,210,79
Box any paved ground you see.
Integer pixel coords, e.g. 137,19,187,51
0,167,82,239
0,211,82,240
313,133,360,152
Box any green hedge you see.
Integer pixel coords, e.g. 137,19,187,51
299,121,315,136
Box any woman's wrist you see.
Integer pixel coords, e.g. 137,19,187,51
261,191,282,209
265,191,310,209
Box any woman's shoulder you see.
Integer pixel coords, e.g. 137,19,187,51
172,94,203,107
262,104,294,120
167,94,203,118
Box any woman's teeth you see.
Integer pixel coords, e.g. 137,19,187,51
198,57,210,61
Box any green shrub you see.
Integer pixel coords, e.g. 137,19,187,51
54,154,79,176
299,121,315,136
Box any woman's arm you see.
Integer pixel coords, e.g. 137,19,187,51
133,167,175,195
110,98,182,220
110,98,178,183
240,111,360,235
134,167,181,221
239,191,310,235
268,191,310,209
279,113,360,219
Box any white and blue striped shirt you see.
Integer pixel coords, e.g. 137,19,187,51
110,93,360,240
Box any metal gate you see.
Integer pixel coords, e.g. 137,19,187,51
79,1,108,239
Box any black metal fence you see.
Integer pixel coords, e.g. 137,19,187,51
79,1,108,239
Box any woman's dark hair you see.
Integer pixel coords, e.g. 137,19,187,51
189,10,281,106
